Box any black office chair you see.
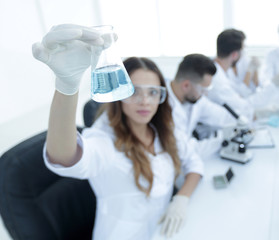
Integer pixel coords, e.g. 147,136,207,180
0,99,104,240
83,100,103,128
192,122,220,140
0,128,96,240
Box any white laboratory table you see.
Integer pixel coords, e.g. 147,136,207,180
152,126,279,240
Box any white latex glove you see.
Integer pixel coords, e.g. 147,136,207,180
32,24,114,95
247,56,260,73
160,195,189,238
237,115,249,126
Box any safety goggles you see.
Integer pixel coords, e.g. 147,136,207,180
192,83,213,96
122,85,167,104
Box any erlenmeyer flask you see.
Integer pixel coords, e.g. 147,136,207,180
91,25,134,102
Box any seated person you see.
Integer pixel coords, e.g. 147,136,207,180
207,29,279,121
167,53,236,158
32,24,204,240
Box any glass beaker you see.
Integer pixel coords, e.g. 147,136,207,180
91,25,134,102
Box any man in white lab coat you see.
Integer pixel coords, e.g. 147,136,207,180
167,54,236,159
207,29,279,121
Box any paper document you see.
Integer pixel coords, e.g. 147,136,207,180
248,128,275,148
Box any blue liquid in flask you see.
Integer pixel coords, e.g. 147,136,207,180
91,65,134,102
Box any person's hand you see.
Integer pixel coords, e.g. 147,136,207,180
247,56,260,73
237,115,249,126
32,24,115,95
159,195,189,238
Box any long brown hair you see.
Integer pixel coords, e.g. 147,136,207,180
98,57,180,196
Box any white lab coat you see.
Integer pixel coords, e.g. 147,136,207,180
43,113,204,240
261,48,279,83
208,62,279,120
166,80,236,158
227,55,255,97
208,62,255,121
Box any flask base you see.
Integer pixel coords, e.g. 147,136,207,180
92,84,134,102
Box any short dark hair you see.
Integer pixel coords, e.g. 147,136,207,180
174,54,216,83
217,29,246,58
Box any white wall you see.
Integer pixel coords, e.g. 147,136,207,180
0,0,101,154
0,0,49,123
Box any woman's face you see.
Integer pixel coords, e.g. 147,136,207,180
121,69,161,127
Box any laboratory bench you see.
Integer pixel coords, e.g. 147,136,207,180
152,126,279,240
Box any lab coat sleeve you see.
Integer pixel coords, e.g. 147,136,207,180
198,96,236,128
188,132,223,160
174,128,204,177
247,82,279,109
231,80,253,98
43,130,113,179
207,83,254,121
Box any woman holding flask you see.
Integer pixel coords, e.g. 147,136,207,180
32,24,203,240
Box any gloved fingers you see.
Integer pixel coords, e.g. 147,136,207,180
251,57,260,68
101,32,118,48
161,216,178,238
42,28,83,50
32,42,50,63
160,216,170,236
51,24,118,48
166,217,177,238
81,29,105,46
157,214,166,224
51,24,103,46
238,115,249,125
42,28,105,50
161,216,185,237
82,31,118,51
175,218,183,234
248,57,260,73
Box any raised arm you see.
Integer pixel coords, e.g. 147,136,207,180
47,91,80,166
243,56,260,88
32,24,106,166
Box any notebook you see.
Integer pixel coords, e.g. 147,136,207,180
248,128,275,148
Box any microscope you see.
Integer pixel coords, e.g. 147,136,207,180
220,104,254,164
